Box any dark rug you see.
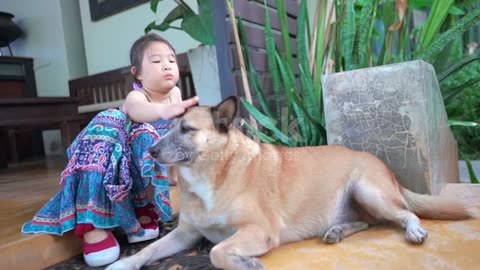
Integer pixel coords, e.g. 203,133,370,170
44,214,219,270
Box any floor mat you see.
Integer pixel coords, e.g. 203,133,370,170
44,214,218,270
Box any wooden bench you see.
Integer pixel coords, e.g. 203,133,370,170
0,97,81,168
69,53,195,127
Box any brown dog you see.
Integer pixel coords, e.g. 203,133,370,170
107,96,472,270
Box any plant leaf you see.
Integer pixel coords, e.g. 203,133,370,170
243,121,277,144
449,5,466,16
150,0,162,13
241,98,295,146
418,7,480,61
145,5,189,33
443,76,480,101
389,0,407,31
342,0,356,70
237,17,273,118
263,0,282,121
275,0,294,70
354,0,379,68
448,120,479,127
466,159,479,184
419,0,454,49
438,55,480,82
181,0,215,45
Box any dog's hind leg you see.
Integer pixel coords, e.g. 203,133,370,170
322,221,370,244
210,225,277,270
352,180,428,244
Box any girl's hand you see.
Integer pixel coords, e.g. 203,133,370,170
163,96,199,119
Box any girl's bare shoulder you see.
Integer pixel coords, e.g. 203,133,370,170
126,89,149,102
170,86,183,103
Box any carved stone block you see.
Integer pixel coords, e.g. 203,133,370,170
321,60,459,194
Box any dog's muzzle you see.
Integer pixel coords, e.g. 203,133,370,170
148,147,159,159
148,145,194,164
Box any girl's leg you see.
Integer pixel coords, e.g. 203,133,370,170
126,122,168,242
22,109,140,267
168,166,178,185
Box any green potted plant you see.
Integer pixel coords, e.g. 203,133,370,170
232,0,480,193
145,0,215,45
145,0,224,105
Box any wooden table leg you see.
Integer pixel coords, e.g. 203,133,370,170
60,121,81,151
7,129,18,163
0,130,8,168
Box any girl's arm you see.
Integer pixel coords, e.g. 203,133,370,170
167,88,183,185
170,86,184,103
123,87,197,122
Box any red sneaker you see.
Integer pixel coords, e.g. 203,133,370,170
127,203,160,243
83,230,120,267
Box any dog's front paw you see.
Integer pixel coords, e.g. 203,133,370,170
322,226,344,244
405,224,428,244
233,256,266,270
105,257,140,270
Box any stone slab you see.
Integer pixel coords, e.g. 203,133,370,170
322,60,459,194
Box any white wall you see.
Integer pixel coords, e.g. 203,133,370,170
1,0,87,156
60,0,88,80
1,0,86,97
78,0,200,75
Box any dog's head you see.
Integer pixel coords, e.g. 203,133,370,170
148,96,238,165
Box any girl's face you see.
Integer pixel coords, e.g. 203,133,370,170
136,41,179,94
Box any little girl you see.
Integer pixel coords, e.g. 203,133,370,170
22,33,198,267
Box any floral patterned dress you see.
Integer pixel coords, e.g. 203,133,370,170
22,108,172,238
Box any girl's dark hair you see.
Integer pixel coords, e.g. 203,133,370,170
129,33,176,82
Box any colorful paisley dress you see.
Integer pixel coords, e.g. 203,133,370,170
22,105,172,238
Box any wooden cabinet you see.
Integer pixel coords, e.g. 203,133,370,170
0,56,37,97
0,56,44,163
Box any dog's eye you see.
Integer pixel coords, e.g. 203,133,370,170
181,124,196,133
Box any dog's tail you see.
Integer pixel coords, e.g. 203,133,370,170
401,188,474,220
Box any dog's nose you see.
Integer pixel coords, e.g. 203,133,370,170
148,147,158,158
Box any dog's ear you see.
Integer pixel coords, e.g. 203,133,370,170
211,96,238,133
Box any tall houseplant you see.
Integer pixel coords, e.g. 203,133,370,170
146,0,224,105
232,0,328,147
233,0,479,181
